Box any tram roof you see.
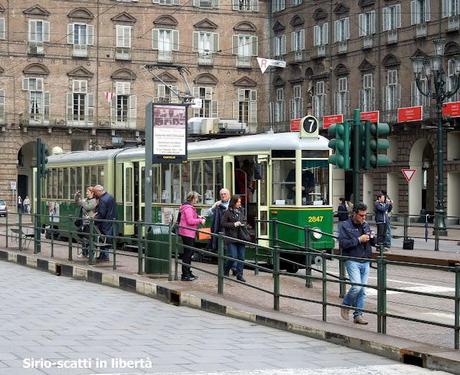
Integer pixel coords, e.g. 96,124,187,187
48,132,329,164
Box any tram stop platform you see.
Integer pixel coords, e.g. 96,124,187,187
0,234,460,374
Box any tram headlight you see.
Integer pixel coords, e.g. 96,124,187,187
311,228,322,240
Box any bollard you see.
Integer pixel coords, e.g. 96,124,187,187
18,211,22,251
217,234,224,295
403,214,408,240
174,232,179,281
322,252,327,321
88,219,95,265
273,245,280,311
304,227,312,288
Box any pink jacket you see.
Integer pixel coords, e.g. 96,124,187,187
178,203,203,239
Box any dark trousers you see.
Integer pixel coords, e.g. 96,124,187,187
376,223,387,245
181,235,194,276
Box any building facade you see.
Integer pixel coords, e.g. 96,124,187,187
270,0,460,221
0,0,270,205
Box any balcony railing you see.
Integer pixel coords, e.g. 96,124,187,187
448,15,460,31
115,47,131,60
387,29,398,44
294,50,307,62
158,50,173,63
73,44,88,58
316,45,326,58
198,52,213,66
415,23,427,38
236,55,251,68
28,42,44,56
362,36,373,49
337,41,347,54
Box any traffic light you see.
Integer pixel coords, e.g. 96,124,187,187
328,121,350,170
361,121,372,170
40,143,49,175
369,122,391,168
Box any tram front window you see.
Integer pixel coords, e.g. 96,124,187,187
272,160,296,205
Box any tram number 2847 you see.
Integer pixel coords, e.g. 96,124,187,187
308,216,324,223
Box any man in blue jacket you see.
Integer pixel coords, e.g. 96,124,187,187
339,202,375,325
94,185,117,262
374,192,392,247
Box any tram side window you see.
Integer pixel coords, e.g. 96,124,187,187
302,160,329,205
63,168,69,199
98,166,105,186
57,169,63,199
272,160,296,205
76,167,83,195
70,167,77,197
172,164,181,204
203,160,214,204
161,164,172,203
182,163,191,201
215,159,223,203
191,160,202,200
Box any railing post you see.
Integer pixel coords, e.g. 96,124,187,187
68,228,73,261
304,227,312,288
18,211,22,251
339,247,346,298
217,233,224,295
88,219,95,265
168,221,173,281
50,223,55,258
137,222,144,275
273,219,279,248
112,224,117,270
5,210,8,248
322,252,327,321
174,231,179,281
254,219,259,276
434,213,440,252
377,254,383,333
403,214,408,241
273,245,280,311
379,245,387,334
455,265,460,349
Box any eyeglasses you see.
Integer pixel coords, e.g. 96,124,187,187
356,213,367,218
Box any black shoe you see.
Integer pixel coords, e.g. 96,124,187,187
189,273,198,280
181,275,193,281
236,275,246,282
231,269,237,276
224,270,229,277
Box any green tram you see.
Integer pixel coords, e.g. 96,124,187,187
36,131,335,269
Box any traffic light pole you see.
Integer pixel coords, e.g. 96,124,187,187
352,109,361,207
35,138,42,254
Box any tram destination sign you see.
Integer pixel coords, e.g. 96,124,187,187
152,103,188,163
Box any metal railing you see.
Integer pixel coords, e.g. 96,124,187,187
1,212,460,349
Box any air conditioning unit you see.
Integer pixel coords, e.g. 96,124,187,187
28,44,44,55
187,117,218,134
218,119,248,134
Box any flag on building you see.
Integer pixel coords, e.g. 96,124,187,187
104,92,114,103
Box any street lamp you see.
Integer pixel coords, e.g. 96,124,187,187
411,38,460,236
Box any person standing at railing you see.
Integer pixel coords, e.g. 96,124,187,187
336,198,350,234
178,191,205,281
374,192,392,248
93,185,117,262
208,188,231,252
339,202,376,325
74,187,97,258
221,195,247,283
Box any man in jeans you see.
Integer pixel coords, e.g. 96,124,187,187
339,202,376,325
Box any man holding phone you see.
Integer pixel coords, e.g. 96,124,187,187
338,202,376,325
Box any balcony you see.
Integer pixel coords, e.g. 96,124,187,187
415,23,427,38
72,44,88,58
115,47,131,60
386,29,398,44
362,36,373,50
294,50,306,62
315,45,326,58
158,50,173,63
198,52,213,66
337,41,347,54
236,55,252,68
28,42,44,56
448,15,460,32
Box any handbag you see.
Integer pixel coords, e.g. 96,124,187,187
74,207,83,228
171,211,181,234
197,227,211,241
238,226,252,242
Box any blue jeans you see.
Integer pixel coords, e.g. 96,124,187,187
343,260,370,318
225,242,245,276
384,222,392,247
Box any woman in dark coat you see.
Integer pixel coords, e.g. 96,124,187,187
221,195,247,282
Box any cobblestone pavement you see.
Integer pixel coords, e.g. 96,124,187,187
0,262,449,375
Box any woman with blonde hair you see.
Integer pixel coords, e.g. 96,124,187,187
178,191,205,281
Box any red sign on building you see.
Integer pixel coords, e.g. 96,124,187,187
442,102,460,118
397,106,423,123
360,111,379,123
290,118,301,132
322,114,344,129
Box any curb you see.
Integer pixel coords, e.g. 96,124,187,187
1,249,459,374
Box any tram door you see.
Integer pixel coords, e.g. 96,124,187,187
257,155,269,243
123,162,135,236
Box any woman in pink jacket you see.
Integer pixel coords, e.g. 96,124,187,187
178,191,205,281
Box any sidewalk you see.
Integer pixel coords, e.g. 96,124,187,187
0,233,459,373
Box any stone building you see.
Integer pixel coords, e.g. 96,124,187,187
270,0,460,221
0,0,269,206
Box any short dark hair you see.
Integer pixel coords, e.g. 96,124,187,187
353,202,367,213
229,195,241,208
